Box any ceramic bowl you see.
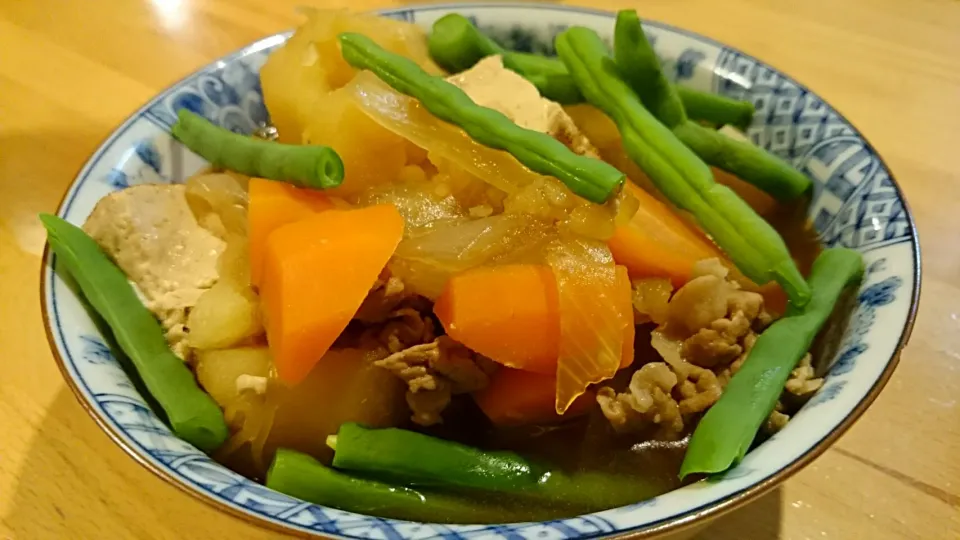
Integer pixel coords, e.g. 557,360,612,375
41,3,920,539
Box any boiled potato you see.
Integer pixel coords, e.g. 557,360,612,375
259,30,331,144
184,173,248,238
195,347,272,407
220,347,408,475
264,347,408,463
261,8,441,145
563,104,622,150
301,87,408,198
187,281,263,350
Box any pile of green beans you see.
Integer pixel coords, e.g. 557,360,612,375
680,247,864,478
613,10,811,201
554,27,811,305
40,214,228,452
338,32,625,204
428,13,754,128
171,109,345,190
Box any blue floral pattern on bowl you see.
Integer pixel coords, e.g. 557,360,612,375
42,3,919,539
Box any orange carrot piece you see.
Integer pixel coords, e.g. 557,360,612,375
434,264,559,375
260,204,404,384
473,368,595,427
248,178,337,287
615,265,636,370
608,182,722,287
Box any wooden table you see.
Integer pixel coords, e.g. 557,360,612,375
1,0,958,538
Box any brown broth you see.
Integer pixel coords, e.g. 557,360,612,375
716,166,823,276
410,405,691,522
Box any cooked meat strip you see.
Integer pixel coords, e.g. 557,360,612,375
355,273,412,323
376,307,435,353
375,335,493,426
406,387,452,427
599,258,788,434
376,342,444,393
597,363,683,434
761,356,824,435
674,366,723,416
764,401,791,434
716,332,757,388
631,277,673,325
681,310,753,368
662,258,771,369
785,354,824,396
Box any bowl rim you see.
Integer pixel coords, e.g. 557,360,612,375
39,3,922,538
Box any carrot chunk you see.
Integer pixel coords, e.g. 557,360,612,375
434,264,559,374
608,181,721,286
248,178,336,287
473,368,595,427
260,204,404,384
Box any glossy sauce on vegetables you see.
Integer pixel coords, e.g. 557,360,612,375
383,203,821,523
205,9,828,522
207,190,821,523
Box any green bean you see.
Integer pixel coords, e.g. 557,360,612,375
503,53,586,105
339,32,624,204
680,247,864,478
530,468,662,512
613,10,811,201
428,13,755,121
40,214,228,452
555,27,811,305
428,13,504,73
675,86,754,130
329,423,538,491
171,109,344,190
327,424,661,511
613,10,687,128
267,449,506,523
427,15,585,103
673,121,812,201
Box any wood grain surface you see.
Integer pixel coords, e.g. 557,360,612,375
1,0,958,538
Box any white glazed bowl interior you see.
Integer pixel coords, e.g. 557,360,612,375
41,3,920,539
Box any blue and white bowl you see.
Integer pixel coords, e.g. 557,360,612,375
41,3,921,539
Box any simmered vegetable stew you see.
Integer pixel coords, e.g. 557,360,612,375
42,9,863,523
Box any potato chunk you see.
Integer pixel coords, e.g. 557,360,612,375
261,8,440,145
187,281,263,350
195,347,271,407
